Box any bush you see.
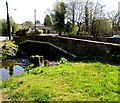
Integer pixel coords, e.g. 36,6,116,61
39,29,43,34
79,31,91,36
59,57,68,64
15,28,29,36
2,40,18,59
28,29,44,35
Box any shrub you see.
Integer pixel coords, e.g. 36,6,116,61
59,57,68,64
79,31,91,36
2,40,18,59
39,29,43,34
15,28,29,36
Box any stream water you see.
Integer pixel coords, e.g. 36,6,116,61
0,59,32,81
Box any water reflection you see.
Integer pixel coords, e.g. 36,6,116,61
0,59,27,81
0,65,24,80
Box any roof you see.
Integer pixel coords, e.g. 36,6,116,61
17,24,52,31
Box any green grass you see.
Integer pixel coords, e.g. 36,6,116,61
1,61,119,101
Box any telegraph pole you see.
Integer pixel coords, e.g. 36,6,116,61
6,1,11,40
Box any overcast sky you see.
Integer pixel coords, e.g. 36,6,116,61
0,0,120,24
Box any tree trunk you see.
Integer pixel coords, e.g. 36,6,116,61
76,22,81,35
85,4,89,32
91,19,95,36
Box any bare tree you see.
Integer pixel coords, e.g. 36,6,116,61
66,0,85,35
92,3,105,36
108,11,120,35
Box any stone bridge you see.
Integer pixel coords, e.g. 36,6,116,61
13,35,120,59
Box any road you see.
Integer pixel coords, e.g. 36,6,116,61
0,36,9,42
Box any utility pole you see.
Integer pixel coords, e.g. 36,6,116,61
6,1,11,40
34,9,36,31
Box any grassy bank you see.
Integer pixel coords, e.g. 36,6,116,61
1,61,119,101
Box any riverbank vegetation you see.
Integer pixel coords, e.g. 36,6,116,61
1,40,18,59
1,59,119,101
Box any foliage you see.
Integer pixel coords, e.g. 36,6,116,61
1,18,18,36
23,21,33,26
35,20,41,25
48,0,114,37
24,64,34,73
59,57,68,64
37,29,43,34
79,31,91,36
108,11,120,35
44,15,52,27
90,18,112,37
64,21,72,35
2,40,18,59
15,28,29,36
2,60,119,101
70,25,79,35
29,29,44,35
109,53,120,63
52,2,66,35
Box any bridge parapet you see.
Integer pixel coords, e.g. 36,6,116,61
13,35,120,57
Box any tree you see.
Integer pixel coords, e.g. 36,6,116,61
47,0,113,37
89,2,106,37
1,17,18,36
44,15,52,27
84,0,89,32
108,11,120,35
53,2,66,35
35,20,41,26
66,0,90,35
66,0,77,28
66,0,83,35
64,21,72,35
23,21,33,26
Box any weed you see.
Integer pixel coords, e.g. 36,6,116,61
24,64,34,73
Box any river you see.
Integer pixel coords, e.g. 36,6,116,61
0,59,32,81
